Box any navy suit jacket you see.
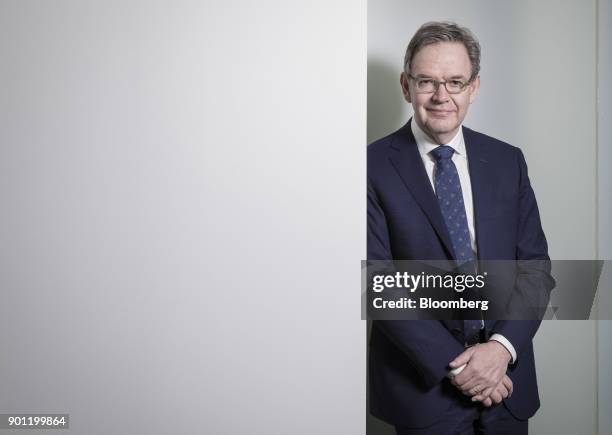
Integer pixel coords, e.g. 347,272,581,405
368,119,550,427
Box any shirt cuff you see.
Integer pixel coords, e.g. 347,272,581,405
489,334,517,364
447,363,466,378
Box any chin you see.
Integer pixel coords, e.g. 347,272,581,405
426,120,458,135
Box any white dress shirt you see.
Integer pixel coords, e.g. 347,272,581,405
410,119,517,371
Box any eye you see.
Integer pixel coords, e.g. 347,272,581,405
418,79,433,86
449,80,464,88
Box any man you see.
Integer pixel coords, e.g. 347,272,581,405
368,22,551,434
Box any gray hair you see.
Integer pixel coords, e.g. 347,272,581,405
404,21,481,80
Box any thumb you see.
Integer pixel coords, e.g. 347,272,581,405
449,347,475,368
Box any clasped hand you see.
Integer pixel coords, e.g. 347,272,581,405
449,341,513,407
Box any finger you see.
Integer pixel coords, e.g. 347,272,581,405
479,386,495,399
449,347,476,368
453,369,478,388
502,376,513,397
471,388,489,402
458,378,481,393
497,380,511,399
497,387,510,399
467,385,484,396
498,384,509,399
482,397,492,407
490,391,503,404
502,375,512,388
472,394,485,402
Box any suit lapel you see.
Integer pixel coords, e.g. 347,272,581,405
463,127,494,260
389,120,456,259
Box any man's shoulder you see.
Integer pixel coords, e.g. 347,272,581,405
366,124,525,164
367,129,401,156
367,129,406,178
463,126,521,156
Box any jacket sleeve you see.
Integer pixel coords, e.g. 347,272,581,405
491,149,554,357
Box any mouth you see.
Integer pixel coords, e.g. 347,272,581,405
426,108,455,117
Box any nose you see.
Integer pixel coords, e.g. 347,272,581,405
432,82,450,102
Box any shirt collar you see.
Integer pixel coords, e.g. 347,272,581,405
410,117,466,160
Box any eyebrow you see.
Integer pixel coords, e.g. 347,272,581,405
414,74,469,80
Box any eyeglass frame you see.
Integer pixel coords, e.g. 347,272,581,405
407,74,474,94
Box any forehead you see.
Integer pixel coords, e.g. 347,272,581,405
410,42,471,77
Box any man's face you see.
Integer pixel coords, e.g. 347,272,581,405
400,42,480,144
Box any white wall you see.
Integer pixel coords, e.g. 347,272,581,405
0,1,366,434
368,1,601,434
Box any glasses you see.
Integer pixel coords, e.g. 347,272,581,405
408,74,472,94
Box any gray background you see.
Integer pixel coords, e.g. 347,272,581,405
368,1,611,434
0,1,365,434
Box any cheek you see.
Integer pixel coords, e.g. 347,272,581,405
453,97,470,114
414,97,430,113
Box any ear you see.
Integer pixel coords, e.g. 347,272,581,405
468,75,480,104
400,72,412,103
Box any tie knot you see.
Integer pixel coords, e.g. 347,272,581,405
430,145,455,161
